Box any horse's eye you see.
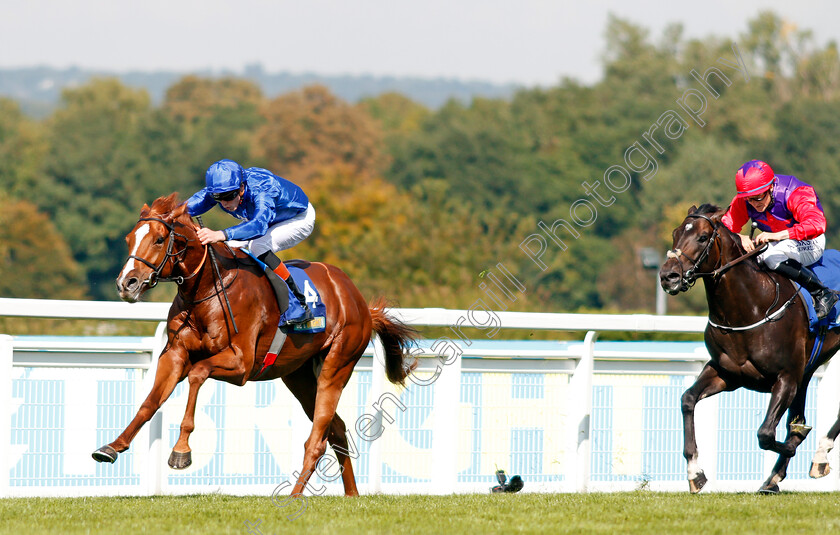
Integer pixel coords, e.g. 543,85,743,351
155,236,165,245
698,234,709,243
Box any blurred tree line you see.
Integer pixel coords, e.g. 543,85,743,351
2,11,840,321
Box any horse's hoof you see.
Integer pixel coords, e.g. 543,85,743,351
168,450,192,470
758,483,780,495
688,471,707,494
92,445,118,463
810,462,831,479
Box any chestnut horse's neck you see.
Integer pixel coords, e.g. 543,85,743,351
702,225,792,326
164,213,228,303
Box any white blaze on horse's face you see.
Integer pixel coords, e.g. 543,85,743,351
117,223,150,287
685,223,694,231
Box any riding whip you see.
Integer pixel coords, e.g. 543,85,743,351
196,215,239,334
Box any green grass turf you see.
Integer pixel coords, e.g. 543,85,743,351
2,492,840,534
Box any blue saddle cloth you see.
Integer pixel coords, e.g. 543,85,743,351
797,249,840,331
285,266,327,333
242,250,326,334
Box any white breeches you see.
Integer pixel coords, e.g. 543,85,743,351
227,203,315,257
759,234,825,269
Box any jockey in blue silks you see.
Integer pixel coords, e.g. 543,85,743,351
722,159,838,320
186,159,315,324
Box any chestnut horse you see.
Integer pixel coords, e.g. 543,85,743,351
92,193,417,496
660,204,840,493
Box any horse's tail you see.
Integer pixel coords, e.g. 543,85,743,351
369,298,419,386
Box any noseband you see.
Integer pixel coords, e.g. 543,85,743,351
666,213,721,289
126,217,193,287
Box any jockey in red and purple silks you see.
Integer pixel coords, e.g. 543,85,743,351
722,159,838,320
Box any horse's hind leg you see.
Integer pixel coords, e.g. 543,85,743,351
282,358,359,496
92,349,188,463
811,406,840,478
750,373,802,494
682,363,729,493
757,374,799,455
289,347,360,497
761,386,811,493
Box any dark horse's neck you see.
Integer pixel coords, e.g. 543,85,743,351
702,227,792,326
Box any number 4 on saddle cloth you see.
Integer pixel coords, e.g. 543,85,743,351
242,249,327,334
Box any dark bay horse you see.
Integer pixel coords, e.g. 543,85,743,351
92,193,417,496
660,204,840,493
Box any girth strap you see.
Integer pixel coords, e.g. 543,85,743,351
252,327,288,379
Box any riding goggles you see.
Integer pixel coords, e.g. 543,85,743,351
211,189,240,202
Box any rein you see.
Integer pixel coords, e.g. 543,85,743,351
126,216,240,331
667,213,791,332
196,215,238,334
666,214,769,285
683,242,769,280
178,243,241,305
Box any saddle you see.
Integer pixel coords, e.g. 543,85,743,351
242,251,327,379
242,250,326,334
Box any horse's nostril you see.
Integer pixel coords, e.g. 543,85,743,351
126,277,139,290
660,271,680,284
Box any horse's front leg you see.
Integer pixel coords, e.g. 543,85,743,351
682,363,729,493
92,347,189,463
169,347,248,469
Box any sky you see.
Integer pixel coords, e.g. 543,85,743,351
1,0,838,86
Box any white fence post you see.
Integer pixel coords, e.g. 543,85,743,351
566,331,595,492
817,356,840,490
368,334,386,493
0,335,12,497
141,321,168,495
431,342,461,492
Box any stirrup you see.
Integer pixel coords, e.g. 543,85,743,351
284,303,314,325
814,290,839,320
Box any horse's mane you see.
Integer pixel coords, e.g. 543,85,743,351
146,193,190,225
693,202,765,270
695,203,722,216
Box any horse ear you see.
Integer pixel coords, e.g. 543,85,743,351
140,203,151,217
687,205,698,215
167,201,189,223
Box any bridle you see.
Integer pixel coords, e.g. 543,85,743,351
667,214,770,291
126,214,239,334
666,212,791,331
665,213,722,290
126,217,206,287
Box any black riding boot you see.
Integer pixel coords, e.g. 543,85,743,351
774,260,839,320
284,275,314,323
257,252,313,324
